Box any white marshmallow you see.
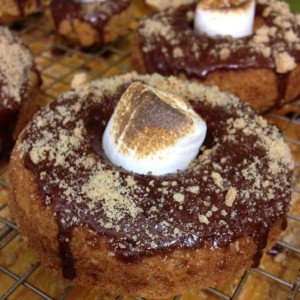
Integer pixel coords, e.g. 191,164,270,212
102,82,207,176
145,0,195,11
194,0,255,38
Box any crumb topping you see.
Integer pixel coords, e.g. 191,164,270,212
21,72,294,258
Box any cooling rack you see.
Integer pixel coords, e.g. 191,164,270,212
0,1,300,299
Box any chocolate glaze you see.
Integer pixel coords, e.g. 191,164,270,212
50,0,130,44
137,2,300,107
0,102,18,155
22,75,293,279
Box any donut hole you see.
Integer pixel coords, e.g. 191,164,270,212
253,16,266,31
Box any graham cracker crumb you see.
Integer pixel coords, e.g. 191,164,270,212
275,52,297,73
211,172,223,189
225,187,237,207
173,193,185,203
173,47,184,58
71,73,88,89
198,214,209,224
219,48,230,60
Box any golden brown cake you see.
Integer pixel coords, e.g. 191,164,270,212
50,0,134,48
0,25,40,155
0,0,43,25
133,0,300,112
9,73,294,298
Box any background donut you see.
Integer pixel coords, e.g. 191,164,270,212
50,0,134,47
133,0,300,112
0,26,40,155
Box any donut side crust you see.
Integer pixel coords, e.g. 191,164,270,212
9,141,283,299
0,0,42,25
55,3,134,48
12,70,40,141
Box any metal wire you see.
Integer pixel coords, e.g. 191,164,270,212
0,7,300,300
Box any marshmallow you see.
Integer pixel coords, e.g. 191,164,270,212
102,82,207,176
194,0,255,38
145,0,195,11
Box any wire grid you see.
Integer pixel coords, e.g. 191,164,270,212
0,6,300,300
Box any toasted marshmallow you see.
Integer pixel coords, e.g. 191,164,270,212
102,82,207,175
194,0,255,38
145,0,195,11
75,0,105,3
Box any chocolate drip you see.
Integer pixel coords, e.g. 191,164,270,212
57,219,76,279
0,106,18,155
22,77,293,278
276,73,290,108
251,226,270,268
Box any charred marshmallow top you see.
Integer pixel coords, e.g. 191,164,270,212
102,82,207,175
194,0,255,38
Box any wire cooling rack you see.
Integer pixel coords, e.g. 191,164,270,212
0,2,300,300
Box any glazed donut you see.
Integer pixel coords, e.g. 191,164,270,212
0,0,43,25
9,73,293,298
133,0,300,112
0,26,40,155
50,0,133,47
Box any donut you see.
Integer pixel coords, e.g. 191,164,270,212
0,26,40,155
0,0,43,25
9,73,293,298
133,0,300,112
50,0,134,48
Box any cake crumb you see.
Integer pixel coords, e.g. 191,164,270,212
71,73,88,89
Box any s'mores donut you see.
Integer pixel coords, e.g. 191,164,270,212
0,26,40,155
134,0,300,112
9,73,293,298
50,0,133,47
